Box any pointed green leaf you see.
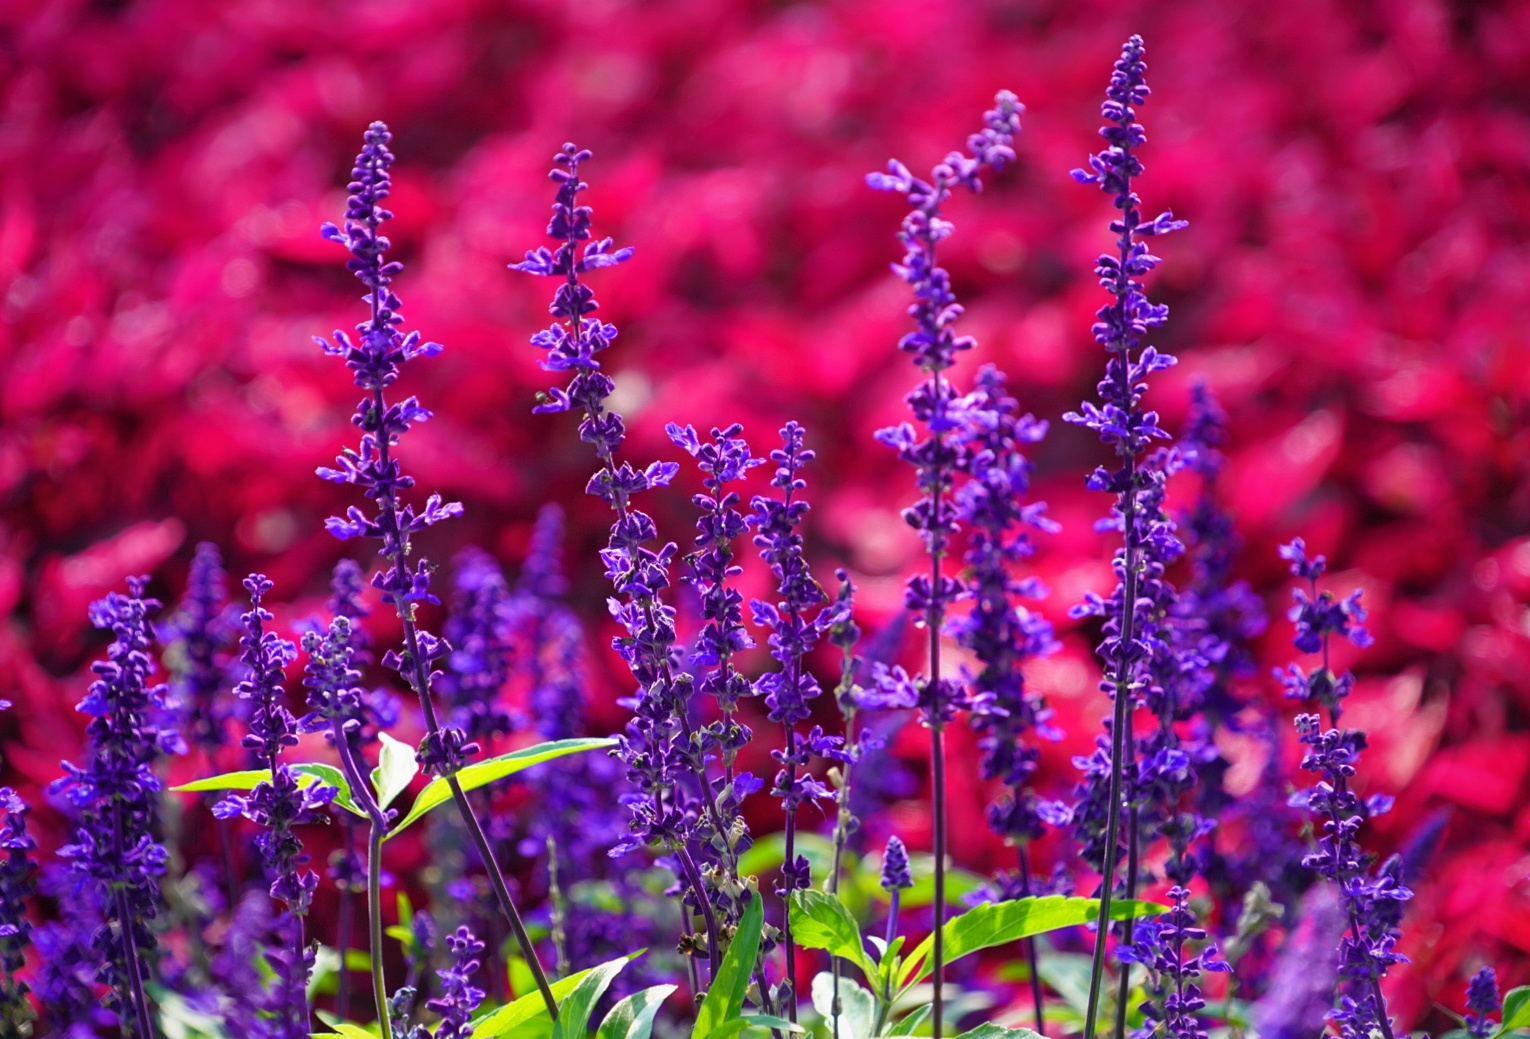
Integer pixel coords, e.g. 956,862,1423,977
595,984,677,1039
371,732,418,809
1493,986,1530,1038
309,1025,378,1039
702,1015,804,1039
897,896,1168,990
171,764,367,819
692,894,764,1039
953,1026,1043,1039
386,738,616,840
788,890,875,979
553,955,631,1039
810,970,877,1039
472,953,644,1039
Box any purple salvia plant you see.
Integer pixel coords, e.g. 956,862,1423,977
1281,540,1404,1039
879,835,913,947
429,925,487,1039
0,787,36,1036
317,122,557,1015
159,542,236,762
1059,35,1187,1039
866,89,1022,1038
54,578,180,1038
747,420,848,1013
440,548,519,750
214,575,334,1037
952,363,1059,1035
1465,966,1501,1038
512,142,744,988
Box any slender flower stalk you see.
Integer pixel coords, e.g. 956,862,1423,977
867,89,1022,1038
513,142,749,991
316,122,557,1016
0,787,37,1037
1464,966,1501,1038
1061,36,1187,1039
1281,540,1402,1039
54,579,183,1039
214,576,335,1037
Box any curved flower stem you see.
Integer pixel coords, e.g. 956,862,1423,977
928,498,949,1038
115,886,155,1039
675,844,724,981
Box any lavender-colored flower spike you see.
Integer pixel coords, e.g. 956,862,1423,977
1284,544,1402,1039
0,787,36,1035
1060,37,1191,1039
1465,966,1501,1038
214,576,334,1036
159,542,236,760
1276,539,1372,722
879,836,913,893
53,578,179,1038
321,122,556,1015
867,89,1022,1039
429,926,487,1039
514,144,742,989
440,548,519,750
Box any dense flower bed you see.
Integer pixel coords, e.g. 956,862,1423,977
1,1,1528,1036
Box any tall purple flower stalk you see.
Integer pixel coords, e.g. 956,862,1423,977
866,89,1022,1039
0,787,36,1036
317,121,557,1015
54,578,180,1038
512,142,743,988
1060,36,1186,1039
429,925,488,1039
1464,966,1500,1038
160,542,236,762
214,575,334,1037
1281,541,1404,1039
954,364,1059,1034
441,548,519,750
748,421,846,1013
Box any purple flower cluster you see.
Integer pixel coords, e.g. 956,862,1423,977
440,548,520,749
0,787,35,1034
1276,539,1373,723
159,542,236,761
54,578,181,1037
1117,892,1230,1039
429,925,487,1039
867,90,1023,725
1465,966,1501,1038
314,121,469,778
956,365,1061,868
214,576,334,1035
1282,541,1402,1039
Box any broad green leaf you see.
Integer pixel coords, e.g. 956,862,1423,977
1494,986,1530,1038
810,970,877,1039
702,1015,804,1039
895,1003,933,1036
692,894,764,1039
473,954,643,1039
171,764,367,819
309,1025,378,1039
789,891,875,979
371,732,417,809
897,897,1168,990
595,984,677,1039
552,955,631,1039
387,738,616,840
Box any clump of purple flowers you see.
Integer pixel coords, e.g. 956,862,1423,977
54,578,181,1038
0,786,36,1035
1282,539,1404,1039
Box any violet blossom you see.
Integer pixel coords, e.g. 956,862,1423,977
0,787,35,1036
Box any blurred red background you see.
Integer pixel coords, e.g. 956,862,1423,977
2,0,1529,1027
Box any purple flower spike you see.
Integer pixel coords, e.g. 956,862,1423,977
430,925,488,1039
1465,966,1501,1038
159,542,237,761
879,836,913,893
0,787,36,1034
54,577,179,1037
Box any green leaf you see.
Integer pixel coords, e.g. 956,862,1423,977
386,738,616,840
473,954,643,1039
810,970,877,1039
552,955,631,1039
309,1025,378,1039
171,764,367,819
595,984,677,1039
895,1003,933,1037
952,1026,1043,1039
701,1015,804,1039
1493,986,1530,1038
371,732,417,809
692,894,765,1039
788,890,875,979
897,896,1168,990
